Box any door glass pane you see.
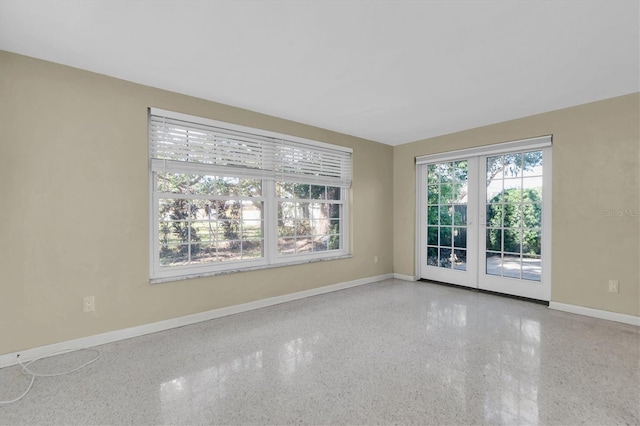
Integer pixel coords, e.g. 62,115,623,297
426,160,468,271
439,248,452,268
523,203,542,228
484,150,543,281
439,227,452,246
486,252,502,276
503,254,522,279
486,228,502,251
453,227,467,248
439,205,452,225
428,185,439,203
522,229,541,255
453,205,467,225
440,184,454,204
427,247,438,266
427,206,439,225
427,226,438,245
486,204,503,227
503,228,521,254
523,255,541,281
453,249,467,271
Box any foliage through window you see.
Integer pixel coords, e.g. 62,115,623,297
149,109,351,281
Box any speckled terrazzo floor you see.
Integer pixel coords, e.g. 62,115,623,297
1,279,638,425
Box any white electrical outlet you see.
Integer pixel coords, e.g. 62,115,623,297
374,255,378,264
608,280,619,293
83,295,95,312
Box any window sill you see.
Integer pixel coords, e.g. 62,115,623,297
150,254,353,284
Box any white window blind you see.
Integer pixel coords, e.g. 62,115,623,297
149,110,352,187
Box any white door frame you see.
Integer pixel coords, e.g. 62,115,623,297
415,136,552,301
416,158,478,288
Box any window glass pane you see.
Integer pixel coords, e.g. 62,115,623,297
241,220,263,239
190,220,215,243
310,185,326,199
159,199,189,221
312,237,328,251
296,184,310,199
218,240,242,261
160,244,189,266
326,187,341,201
278,237,296,254
242,240,263,259
310,219,329,235
276,182,295,198
328,234,340,250
296,237,313,253
279,202,295,219
157,173,192,194
216,177,240,196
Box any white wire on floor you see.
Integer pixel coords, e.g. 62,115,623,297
0,348,101,404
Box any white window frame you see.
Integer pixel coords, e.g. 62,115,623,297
149,108,351,283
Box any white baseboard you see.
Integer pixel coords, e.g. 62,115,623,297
0,273,393,369
549,302,640,326
393,273,417,281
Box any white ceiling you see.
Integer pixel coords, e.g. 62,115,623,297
1,1,638,145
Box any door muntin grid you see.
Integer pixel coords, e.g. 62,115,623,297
485,151,543,281
426,161,469,271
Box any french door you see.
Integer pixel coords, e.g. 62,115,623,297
417,137,552,301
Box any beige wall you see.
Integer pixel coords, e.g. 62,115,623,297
394,93,640,316
0,51,394,354
1,50,638,356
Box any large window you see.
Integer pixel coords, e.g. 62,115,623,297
149,108,352,282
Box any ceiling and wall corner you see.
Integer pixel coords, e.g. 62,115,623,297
0,0,638,146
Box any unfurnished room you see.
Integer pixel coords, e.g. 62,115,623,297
0,1,638,424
